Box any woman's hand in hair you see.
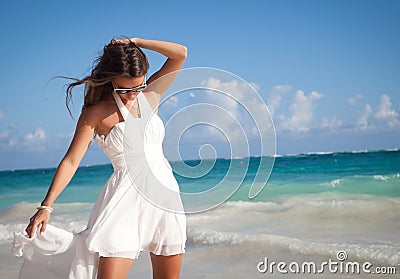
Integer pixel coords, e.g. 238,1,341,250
112,37,139,45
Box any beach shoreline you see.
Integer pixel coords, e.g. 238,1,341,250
1,151,399,278
2,240,397,279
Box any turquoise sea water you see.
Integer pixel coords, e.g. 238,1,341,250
1,149,399,268
1,149,399,208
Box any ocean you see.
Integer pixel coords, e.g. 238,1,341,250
0,149,399,278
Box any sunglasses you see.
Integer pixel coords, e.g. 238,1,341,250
112,77,147,94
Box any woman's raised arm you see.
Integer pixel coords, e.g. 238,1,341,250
25,108,98,238
116,38,187,95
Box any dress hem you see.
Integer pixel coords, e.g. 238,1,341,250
94,245,186,260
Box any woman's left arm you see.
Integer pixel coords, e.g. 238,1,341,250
134,38,187,95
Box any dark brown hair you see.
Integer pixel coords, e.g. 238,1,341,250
63,38,149,116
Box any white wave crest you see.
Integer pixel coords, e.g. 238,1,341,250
187,227,400,265
321,178,342,188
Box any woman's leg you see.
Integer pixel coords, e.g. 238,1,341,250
150,252,182,279
97,256,134,279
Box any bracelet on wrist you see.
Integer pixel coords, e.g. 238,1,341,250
37,205,54,214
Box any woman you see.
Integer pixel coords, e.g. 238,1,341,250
12,37,188,279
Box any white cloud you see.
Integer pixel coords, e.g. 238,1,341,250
321,116,343,129
267,84,292,116
356,104,373,130
22,127,47,152
200,78,274,137
271,90,398,133
347,94,364,105
194,78,254,140
163,77,275,158
163,95,179,107
355,94,400,130
375,94,398,120
0,128,17,149
0,111,4,121
279,90,323,132
161,78,399,160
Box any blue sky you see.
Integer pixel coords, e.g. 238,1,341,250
0,0,399,170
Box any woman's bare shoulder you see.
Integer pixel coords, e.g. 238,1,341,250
80,100,113,126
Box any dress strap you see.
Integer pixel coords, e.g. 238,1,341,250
112,91,154,120
112,91,130,121
138,92,157,117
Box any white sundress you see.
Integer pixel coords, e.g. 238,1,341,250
11,90,187,278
